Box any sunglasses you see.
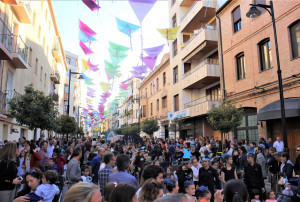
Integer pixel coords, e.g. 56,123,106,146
25,169,36,175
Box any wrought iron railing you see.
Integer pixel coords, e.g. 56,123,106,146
0,90,21,114
0,18,13,53
13,35,28,62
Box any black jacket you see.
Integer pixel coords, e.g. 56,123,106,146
266,155,279,175
281,160,294,179
243,163,265,190
177,168,193,193
198,166,220,189
238,153,248,170
294,154,300,175
174,151,184,162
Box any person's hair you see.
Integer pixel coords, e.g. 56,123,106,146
195,186,211,199
50,158,56,163
109,183,137,202
250,142,256,146
72,147,82,157
153,194,188,202
81,165,89,172
103,183,116,202
281,152,289,160
0,142,17,162
139,180,163,202
257,147,262,153
103,153,114,164
142,165,164,181
239,146,247,154
267,190,275,199
164,178,176,193
116,154,130,171
84,143,92,152
40,140,47,148
53,148,61,156
211,160,219,167
269,147,277,154
63,182,98,202
43,170,58,184
16,168,43,197
223,179,248,202
184,180,194,190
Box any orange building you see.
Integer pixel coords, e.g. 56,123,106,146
216,0,300,160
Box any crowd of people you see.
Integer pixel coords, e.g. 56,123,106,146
0,134,299,202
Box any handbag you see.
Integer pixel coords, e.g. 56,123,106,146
278,176,286,185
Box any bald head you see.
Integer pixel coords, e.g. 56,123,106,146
154,194,191,202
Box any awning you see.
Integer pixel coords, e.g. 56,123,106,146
257,98,300,121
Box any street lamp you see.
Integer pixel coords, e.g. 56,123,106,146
67,70,84,115
246,1,288,149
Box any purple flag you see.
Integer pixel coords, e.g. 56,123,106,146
133,75,145,79
80,41,94,55
87,87,96,93
132,65,147,74
82,0,100,11
87,58,99,72
142,56,157,71
143,44,165,58
79,20,96,37
129,0,157,23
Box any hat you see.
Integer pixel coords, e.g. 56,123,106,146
202,158,211,161
247,153,255,158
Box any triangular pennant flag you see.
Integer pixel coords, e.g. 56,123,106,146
157,27,179,41
79,20,97,37
108,48,128,65
82,0,100,11
100,82,112,93
116,18,140,37
143,44,165,58
129,0,157,23
80,41,94,55
132,65,147,74
82,73,92,81
108,41,130,52
85,81,94,85
79,30,96,43
82,59,90,72
87,58,99,72
120,83,129,90
142,56,157,71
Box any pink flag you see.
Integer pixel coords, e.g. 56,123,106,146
79,20,96,37
80,41,94,55
82,0,100,11
87,58,99,71
142,56,157,71
120,83,129,90
83,108,89,113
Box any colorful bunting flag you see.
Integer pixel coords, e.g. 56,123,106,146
100,82,112,93
79,20,96,37
157,27,179,41
129,0,157,23
142,56,157,71
82,0,100,11
143,44,165,58
80,41,94,55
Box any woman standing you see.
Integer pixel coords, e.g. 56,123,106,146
221,156,238,185
0,143,22,201
22,143,42,171
266,147,279,193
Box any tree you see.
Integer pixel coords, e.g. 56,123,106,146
76,126,84,137
169,118,184,142
55,114,77,140
207,102,243,141
8,85,58,140
141,118,159,136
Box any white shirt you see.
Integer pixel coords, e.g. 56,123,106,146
35,184,59,202
273,141,284,152
47,145,55,157
191,166,199,181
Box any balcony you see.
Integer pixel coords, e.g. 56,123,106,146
182,58,219,89
0,18,13,60
0,90,21,115
50,73,60,84
11,35,29,69
127,103,133,111
184,96,221,116
181,28,217,61
180,0,217,33
11,1,32,24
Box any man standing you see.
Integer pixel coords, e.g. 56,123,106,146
295,145,300,177
266,137,273,148
38,141,49,171
47,137,55,158
98,153,116,194
255,147,267,178
244,153,265,201
108,154,138,188
273,136,284,152
67,147,82,187
90,147,105,182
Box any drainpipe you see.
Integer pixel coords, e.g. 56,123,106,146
216,15,226,100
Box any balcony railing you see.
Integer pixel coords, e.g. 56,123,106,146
183,58,219,79
0,90,21,115
180,0,197,22
182,26,216,47
0,18,14,53
13,35,28,62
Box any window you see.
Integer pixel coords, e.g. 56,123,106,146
290,20,300,59
156,78,159,91
38,25,41,40
157,99,159,111
171,0,176,7
173,66,178,83
172,14,177,28
66,57,71,64
150,83,152,95
44,73,47,86
142,105,146,117
236,53,246,80
232,6,242,33
162,96,167,108
172,39,177,57
174,94,179,111
35,58,38,74
145,88,147,98
235,108,258,144
29,48,33,66
259,38,272,71
206,85,221,101
40,66,43,81
150,103,153,116
163,72,166,86
184,63,191,74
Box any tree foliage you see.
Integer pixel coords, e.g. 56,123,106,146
120,124,140,134
8,85,58,132
207,102,243,134
169,118,184,134
55,114,77,135
141,118,159,136
76,127,84,136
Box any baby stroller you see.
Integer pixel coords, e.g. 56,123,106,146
53,174,66,202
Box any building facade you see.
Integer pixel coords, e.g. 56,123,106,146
216,0,300,160
168,0,221,139
0,0,68,141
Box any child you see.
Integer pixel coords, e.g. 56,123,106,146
251,189,261,202
184,180,196,202
195,186,212,202
35,170,60,202
48,158,58,171
81,165,92,182
53,148,66,174
277,182,293,202
166,167,178,182
266,190,277,202
102,182,116,202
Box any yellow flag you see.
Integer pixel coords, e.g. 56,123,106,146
157,27,179,40
82,59,90,72
100,82,112,93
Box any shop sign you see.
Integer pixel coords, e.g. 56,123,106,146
167,109,191,120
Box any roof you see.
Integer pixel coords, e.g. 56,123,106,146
216,0,233,15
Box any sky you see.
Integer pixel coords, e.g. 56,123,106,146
53,0,170,113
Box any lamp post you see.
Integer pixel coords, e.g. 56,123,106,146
67,70,84,115
246,1,288,149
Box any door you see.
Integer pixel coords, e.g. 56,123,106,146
5,69,14,109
